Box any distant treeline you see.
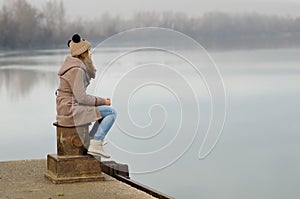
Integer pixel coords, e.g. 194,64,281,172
1,0,300,50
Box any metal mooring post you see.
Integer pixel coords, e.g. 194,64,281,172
44,122,105,183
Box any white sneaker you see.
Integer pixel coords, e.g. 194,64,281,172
88,140,110,158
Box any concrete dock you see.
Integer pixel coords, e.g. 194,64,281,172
0,159,156,199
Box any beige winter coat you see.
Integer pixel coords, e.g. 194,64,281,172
56,56,106,127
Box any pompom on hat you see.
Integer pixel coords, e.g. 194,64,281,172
68,34,91,56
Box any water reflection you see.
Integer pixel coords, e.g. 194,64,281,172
0,66,59,162
0,68,58,100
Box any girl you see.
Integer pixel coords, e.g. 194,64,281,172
56,34,116,158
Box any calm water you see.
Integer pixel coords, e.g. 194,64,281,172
0,48,300,199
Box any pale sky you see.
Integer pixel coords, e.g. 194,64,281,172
2,0,300,18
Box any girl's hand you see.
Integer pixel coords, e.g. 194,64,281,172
105,98,111,106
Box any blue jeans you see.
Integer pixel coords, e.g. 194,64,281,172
91,106,117,141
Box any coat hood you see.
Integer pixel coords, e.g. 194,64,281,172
58,56,83,76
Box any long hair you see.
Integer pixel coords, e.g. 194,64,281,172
74,50,96,79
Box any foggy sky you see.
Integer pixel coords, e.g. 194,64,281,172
1,0,300,19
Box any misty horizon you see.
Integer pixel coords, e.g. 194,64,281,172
2,0,300,19
1,0,300,50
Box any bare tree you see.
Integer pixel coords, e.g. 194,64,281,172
10,0,39,47
0,4,19,48
40,0,66,45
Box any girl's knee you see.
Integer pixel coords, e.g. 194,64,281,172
110,106,117,118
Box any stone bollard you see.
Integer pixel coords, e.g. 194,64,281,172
56,123,90,156
45,123,105,183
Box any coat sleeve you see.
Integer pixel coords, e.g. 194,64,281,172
69,68,106,106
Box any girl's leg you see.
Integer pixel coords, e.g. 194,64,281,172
93,106,117,141
89,118,102,138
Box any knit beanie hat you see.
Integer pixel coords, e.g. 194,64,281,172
68,34,91,56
